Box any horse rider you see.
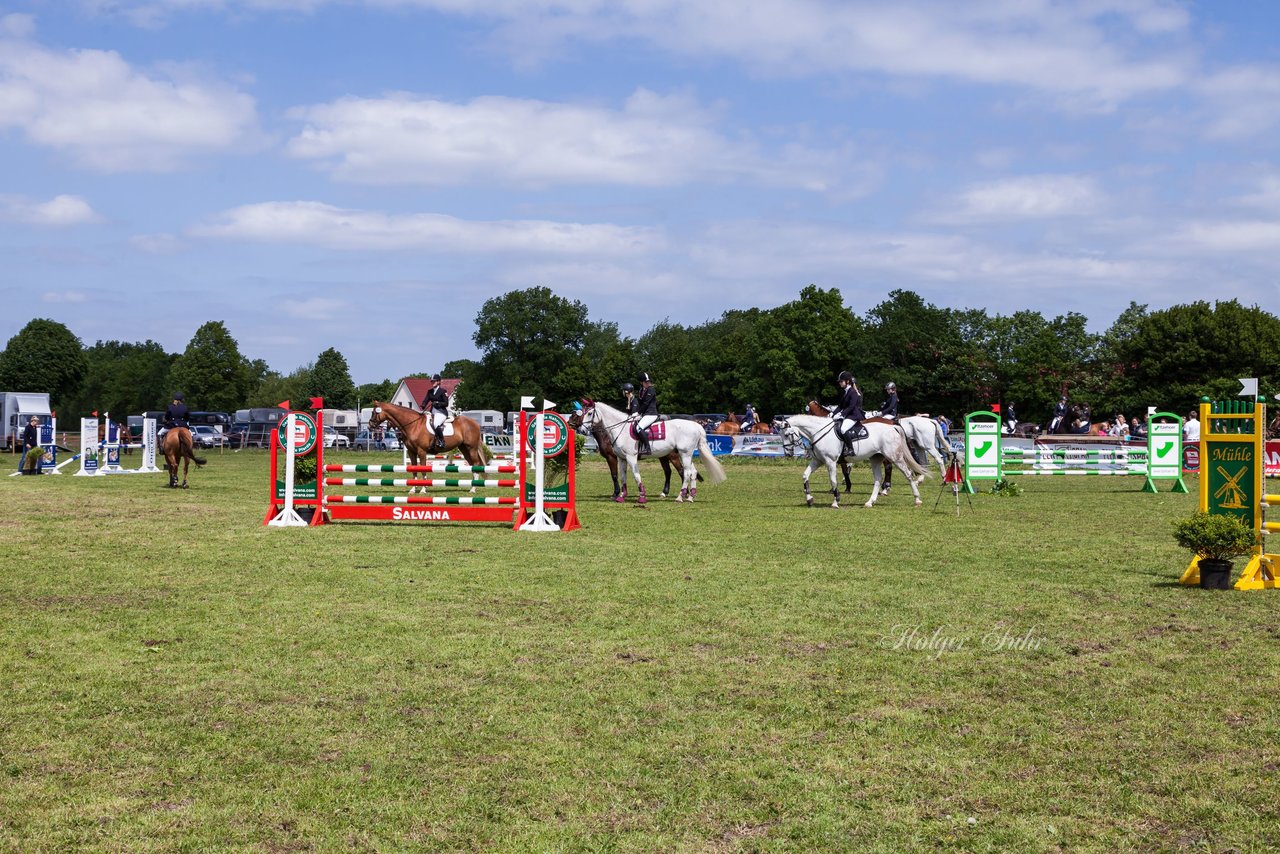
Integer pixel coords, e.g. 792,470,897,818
1004,401,1018,435
21,415,41,474
161,392,190,442
621,381,636,414
879,382,900,493
1049,395,1068,433
742,403,757,432
422,374,450,451
880,383,899,420
833,371,864,447
634,372,659,455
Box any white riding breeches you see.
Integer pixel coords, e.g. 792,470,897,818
838,417,858,436
637,415,658,434
430,411,446,431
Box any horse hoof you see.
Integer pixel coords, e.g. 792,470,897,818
659,492,668,499
863,500,875,508
831,501,840,509
806,496,813,507
637,495,647,505
914,499,923,506
614,495,626,503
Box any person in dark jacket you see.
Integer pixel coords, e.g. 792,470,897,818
422,374,450,450
21,416,40,474
634,372,659,454
833,371,864,446
160,392,190,444
742,403,757,432
880,383,900,493
1049,395,1068,433
880,383,899,419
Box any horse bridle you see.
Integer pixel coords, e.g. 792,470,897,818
582,403,632,447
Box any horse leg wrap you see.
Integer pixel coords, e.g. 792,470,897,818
677,488,687,502
637,484,647,505
615,487,627,503
689,487,696,502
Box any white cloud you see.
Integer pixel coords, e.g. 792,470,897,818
281,297,349,321
0,193,101,225
41,290,89,303
287,89,855,191
1195,65,1280,139
189,201,665,255
0,22,259,171
929,175,1104,224
1171,220,1280,253
86,0,1194,109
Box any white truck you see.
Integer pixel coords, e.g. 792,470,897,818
2,392,52,452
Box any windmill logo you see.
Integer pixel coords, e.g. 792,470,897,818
1213,465,1248,510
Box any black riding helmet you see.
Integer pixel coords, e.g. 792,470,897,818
620,382,634,392
885,382,896,391
838,371,854,384
638,372,652,384
173,392,184,401
431,373,442,382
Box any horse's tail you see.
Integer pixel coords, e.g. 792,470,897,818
894,426,928,478
477,437,491,464
696,431,728,484
184,432,207,466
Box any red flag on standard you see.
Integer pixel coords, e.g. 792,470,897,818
991,403,1001,413
309,397,324,410
277,400,290,410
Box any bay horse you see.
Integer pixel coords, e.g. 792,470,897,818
779,413,927,508
368,400,488,492
566,409,695,500
161,426,206,488
579,400,726,503
716,412,773,435
97,419,133,455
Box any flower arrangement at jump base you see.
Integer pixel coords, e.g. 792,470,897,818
987,478,1023,497
1172,512,1255,590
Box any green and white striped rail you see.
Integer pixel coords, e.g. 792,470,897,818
324,495,517,505
963,409,1187,493
325,478,518,488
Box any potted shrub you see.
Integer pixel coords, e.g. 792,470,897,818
1172,512,1255,590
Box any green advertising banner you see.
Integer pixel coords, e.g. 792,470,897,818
1204,438,1257,530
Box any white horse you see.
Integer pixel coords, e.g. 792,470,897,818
779,414,928,507
898,415,952,479
580,399,727,503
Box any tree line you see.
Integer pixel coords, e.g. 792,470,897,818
0,319,394,418
454,286,1280,424
4,288,1279,425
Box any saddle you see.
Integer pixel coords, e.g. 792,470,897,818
628,421,666,442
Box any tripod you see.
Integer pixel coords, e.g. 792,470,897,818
932,456,974,515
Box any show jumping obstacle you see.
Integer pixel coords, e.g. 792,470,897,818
1180,396,1279,591
962,409,1186,494
266,407,579,530
73,415,161,477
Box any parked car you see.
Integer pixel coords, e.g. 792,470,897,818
353,429,399,451
191,425,223,448
323,427,350,449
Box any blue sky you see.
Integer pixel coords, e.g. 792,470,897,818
2,1,1278,384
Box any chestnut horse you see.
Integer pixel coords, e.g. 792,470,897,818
368,400,488,492
566,410,694,500
97,419,133,454
716,412,772,435
161,426,206,488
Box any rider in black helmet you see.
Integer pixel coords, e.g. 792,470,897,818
621,382,636,414
880,381,900,493
160,392,189,445
833,371,864,446
422,374,450,450
633,372,658,455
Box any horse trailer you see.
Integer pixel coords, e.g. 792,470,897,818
2,392,52,452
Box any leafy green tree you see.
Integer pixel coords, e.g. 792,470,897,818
247,365,313,409
306,347,357,409
167,321,254,412
0,318,87,410
64,340,173,416
1102,300,1280,415
355,379,397,407
467,287,595,410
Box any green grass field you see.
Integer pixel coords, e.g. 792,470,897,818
2,449,1279,852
